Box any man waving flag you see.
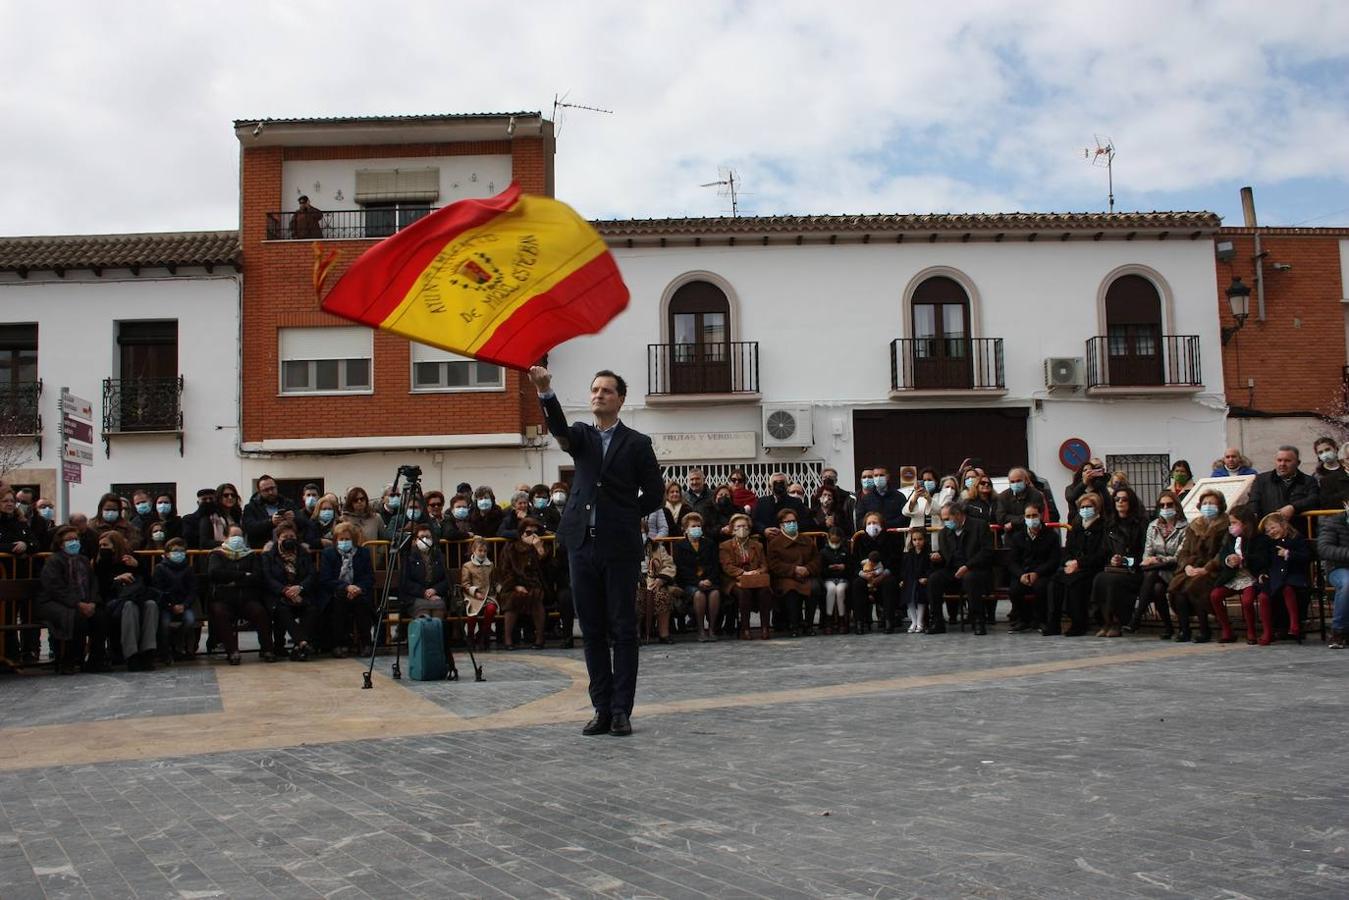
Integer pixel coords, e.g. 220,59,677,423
319,183,628,369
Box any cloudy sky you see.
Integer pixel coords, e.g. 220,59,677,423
2,1,1347,235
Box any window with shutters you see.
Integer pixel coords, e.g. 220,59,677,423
409,342,504,392
278,327,372,395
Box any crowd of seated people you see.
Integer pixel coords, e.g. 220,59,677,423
9,440,1349,675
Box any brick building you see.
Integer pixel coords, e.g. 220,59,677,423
1215,196,1349,465
233,113,554,498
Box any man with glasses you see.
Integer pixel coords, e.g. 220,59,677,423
242,474,305,549
752,472,808,535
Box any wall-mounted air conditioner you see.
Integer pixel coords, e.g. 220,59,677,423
1044,357,1084,391
762,405,814,448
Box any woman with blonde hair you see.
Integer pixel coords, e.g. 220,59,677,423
719,512,770,640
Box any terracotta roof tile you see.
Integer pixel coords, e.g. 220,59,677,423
232,112,539,127
0,230,241,274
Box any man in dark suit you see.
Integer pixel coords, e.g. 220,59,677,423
925,500,995,635
529,365,664,737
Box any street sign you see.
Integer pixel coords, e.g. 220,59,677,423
60,393,93,421
62,443,94,465
62,461,82,484
63,417,94,443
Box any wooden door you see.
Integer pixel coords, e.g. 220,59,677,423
1104,275,1163,386
669,282,730,394
852,408,1029,480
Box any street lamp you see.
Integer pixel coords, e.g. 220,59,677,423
1222,276,1252,345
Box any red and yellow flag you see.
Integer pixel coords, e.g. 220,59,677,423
319,183,628,369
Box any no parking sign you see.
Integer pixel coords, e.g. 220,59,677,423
1059,438,1091,471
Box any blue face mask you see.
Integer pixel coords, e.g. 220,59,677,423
1080,507,1097,521
1010,481,1026,495
227,535,246,551
135,502,151,516
964,476,977,490
156,503,172,516
1025,517,1041,530
943,519,957,530
305,496,318,510
453,506,470,520
102,509,120,523
387,496,401,510
782,521,799,536
63,539,82,556
687,526,703,540
318,509,335,524
167,550,186,564
873,476,888,492
336,539,353,553
1159,507,1177,520
923,480,937,493
861,478,875,490
533,497,549,510
407,508,421,520
477,498,493,511
39,507,54,520
1200,504,1219,519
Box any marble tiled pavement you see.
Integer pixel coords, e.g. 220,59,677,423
0,628,1345,899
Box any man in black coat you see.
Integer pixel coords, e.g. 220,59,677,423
926,500,995,635
751,473,808,535
855,465,908,528
179,488,217,551
1249,445,1320,520
1006,504,1062,632
241,474,306,549
530,365,663,737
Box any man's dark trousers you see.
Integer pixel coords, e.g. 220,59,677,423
571,535,641,716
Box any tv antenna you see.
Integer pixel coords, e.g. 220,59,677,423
700,167,740,217
1084,135,1116,212
551,91,612,137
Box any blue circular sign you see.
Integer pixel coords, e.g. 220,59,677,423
1059,438,1091,470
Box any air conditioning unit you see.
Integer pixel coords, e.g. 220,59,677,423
762,405,814,448
1044,357,1084,391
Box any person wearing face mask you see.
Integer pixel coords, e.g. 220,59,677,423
1124,491,1188,637
1006,504,1060,633
262,523,319,660
718,513,769,639
858,468,876,500
927,501,996,635
399,522,451,627
300,484,322,517
381,495,427,544
469,487,504,538
1312,437,1349,508
637,523,677,645
1211,447,1258,478
811,483,852,538
459,537,500,651
94,531,158,671
179,488,216,552
439,494,476,554
152,538,199,661
1165,489,1230,642
92,492,143,550
674,511,723,641
704,484,737,540
319,522,375,659
1065,459,1110,527
526,483,559,533
819,468,856,528
0,488,35,560
1089,488,1149,637
340,486,383,543
934,476,960,512
15,488,50,554
1249,445,1320,524
855,466,908,530
38,525,110,674
208,524,273,664
311,496,341,548
903,467,942,532
1205,504,1272,644
816,526,852,635
1043,495,1109,637
1168,461,1196,503
129,490,153,531
850,512,900,634
497,517,550,650
751,472,809,536
766,509,820,638
897,527,934,634
995,468,1046,532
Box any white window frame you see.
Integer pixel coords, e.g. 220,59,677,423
409,342,505,393
278,327,374,397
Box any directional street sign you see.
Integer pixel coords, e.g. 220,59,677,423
60,393,93,421
63,417,94,443
62,460,82,484
63,443,94,464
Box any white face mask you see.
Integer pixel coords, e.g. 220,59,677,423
865,523,881,538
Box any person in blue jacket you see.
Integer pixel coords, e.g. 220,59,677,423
320,522,376,658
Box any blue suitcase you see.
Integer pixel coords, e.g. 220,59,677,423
408,616,448,681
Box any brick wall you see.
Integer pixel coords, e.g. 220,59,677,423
240,136,552,444
1216,228,1347,416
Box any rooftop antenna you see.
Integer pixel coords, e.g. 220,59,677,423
700,167,740,217
551,91,612,137
1084,135,1116,212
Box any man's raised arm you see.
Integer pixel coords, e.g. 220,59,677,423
529,365,572,452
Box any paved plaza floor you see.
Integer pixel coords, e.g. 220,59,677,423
0,624,1345,899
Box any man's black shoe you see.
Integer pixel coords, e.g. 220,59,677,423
928,623,947,634
582,714,612,736
610,712,632,736
973,623,987,636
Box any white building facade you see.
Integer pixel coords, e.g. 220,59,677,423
0,231,244,515
542,212,1230,505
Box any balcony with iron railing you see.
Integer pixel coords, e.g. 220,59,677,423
0,381,43,459
646,341,760,404
102,376,184,457
1084,334,1201,393
264,207,435,241
889,338,1005,397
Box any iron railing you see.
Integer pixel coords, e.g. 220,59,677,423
647,341,759,396
1085,334,1201,389
889,338,1004,391
103,376,184,456
0,381,42,437
265,207,435,240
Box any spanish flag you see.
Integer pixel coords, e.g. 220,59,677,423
320,184,628,369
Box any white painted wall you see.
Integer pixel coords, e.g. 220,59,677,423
279,155,514,212
538,237,1230,502
0,271,243,516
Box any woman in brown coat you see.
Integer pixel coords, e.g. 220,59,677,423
767,507,821,637
496,517,548,650
720,513,770,640
1166,489,1230,641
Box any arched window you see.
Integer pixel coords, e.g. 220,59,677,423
667,281,730,393
1104,274,1163,385
911,276,972,389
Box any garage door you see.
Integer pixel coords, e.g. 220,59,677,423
852,408,1030,479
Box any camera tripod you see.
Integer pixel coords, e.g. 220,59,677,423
362,464,484,689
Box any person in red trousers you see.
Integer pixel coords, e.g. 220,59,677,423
1253,513,1310,645
1208,504,1271,643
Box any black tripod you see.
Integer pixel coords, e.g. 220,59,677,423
362,465,483,688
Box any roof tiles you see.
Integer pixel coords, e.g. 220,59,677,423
0,230,241,274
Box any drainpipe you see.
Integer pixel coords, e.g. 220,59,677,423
1240,186,1266,321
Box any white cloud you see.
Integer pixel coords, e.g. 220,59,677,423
0,0,1345,234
